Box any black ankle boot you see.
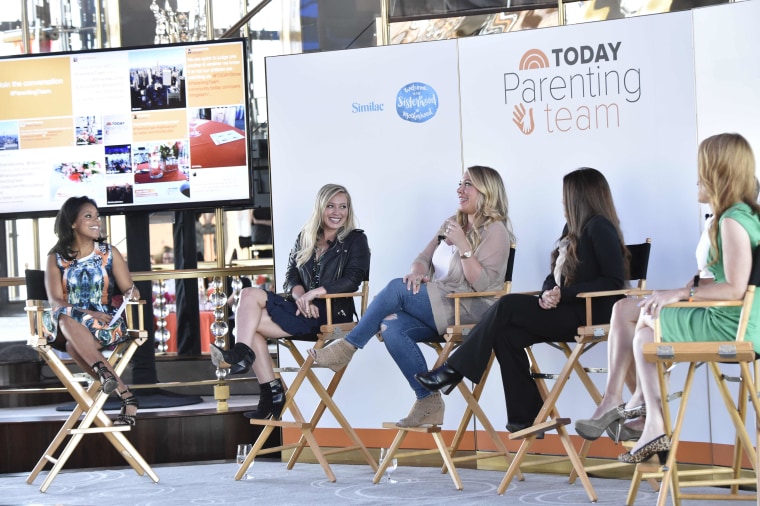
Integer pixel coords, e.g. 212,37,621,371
414,363,463,395
210,342,255,375
244,379,285,420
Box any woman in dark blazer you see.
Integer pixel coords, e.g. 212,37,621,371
416,167,629,431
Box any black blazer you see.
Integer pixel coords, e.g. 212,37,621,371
542,215,626,324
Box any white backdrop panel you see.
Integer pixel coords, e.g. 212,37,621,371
458,12,699,292
265,40,464,428
694,0,760,446
457,12,699,429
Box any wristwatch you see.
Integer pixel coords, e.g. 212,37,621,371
460,250,473,259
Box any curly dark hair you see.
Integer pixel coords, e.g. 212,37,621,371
50,196,103,261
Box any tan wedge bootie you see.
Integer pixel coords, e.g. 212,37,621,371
309,338,356,372
396,392,444,427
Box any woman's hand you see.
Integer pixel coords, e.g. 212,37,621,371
442,219,467,251
538,286,561,310
88,310,113,324
638,289,684,318
123,285,140,302
403,270,429,295
294,287,323,318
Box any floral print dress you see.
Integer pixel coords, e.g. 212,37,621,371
43,242,127,347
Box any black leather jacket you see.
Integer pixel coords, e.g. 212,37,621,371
284,229,370,323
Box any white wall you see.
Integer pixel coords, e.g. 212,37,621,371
264,2,759,441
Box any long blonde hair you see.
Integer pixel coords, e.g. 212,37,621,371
456,165,515,250
552,168,628,285
295,184,357,267
699,133,760,267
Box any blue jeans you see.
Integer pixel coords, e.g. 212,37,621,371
345,278,440,399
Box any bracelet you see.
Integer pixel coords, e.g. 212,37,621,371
688,286,696,302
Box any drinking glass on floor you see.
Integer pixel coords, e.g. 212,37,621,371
236,443,253,479
379,448,398,484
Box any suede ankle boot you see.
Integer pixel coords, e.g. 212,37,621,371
396,392,444,427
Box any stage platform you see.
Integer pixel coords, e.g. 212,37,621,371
0,393,278,474
0,342,278,474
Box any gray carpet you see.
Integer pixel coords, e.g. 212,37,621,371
1,459,749,505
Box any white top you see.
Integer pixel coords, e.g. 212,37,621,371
695,215,715,279
431,240,453,282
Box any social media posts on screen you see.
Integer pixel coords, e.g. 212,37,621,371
187,105,246,169
0,56,73,121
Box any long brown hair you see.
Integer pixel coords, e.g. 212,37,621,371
551,168,629,285
455,165,515,250
699,133,760,267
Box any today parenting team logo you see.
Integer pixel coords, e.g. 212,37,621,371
506,42,642,136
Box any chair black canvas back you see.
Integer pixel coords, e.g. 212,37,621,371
25,269,47,301
627,241,652,285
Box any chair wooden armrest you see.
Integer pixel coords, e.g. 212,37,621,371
576,288,652,328
316,291,363,300
576,288,638,298
660,300,743,308
643,340,755,363
626,289,653,297
319,322,357,337
445,290,503,300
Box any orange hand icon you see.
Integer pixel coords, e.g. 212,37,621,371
512,103,535,135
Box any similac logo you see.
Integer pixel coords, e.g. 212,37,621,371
506,42,641,136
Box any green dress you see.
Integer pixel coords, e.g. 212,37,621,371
660,202,760,353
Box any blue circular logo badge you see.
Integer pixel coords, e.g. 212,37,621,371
396,82,438,123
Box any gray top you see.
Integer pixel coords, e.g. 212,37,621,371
414,219,511,334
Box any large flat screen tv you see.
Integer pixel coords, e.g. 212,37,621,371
0,38,253,218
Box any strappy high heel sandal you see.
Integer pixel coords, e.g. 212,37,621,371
114,388,139,426
91,361,118,395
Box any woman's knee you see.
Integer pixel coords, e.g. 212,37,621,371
239,286,266,306
58,315,84,338
631,326,654,354
379,314,399,340
384,278,407,296
612,297,641,322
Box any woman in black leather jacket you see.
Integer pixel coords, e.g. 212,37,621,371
211,184,370,421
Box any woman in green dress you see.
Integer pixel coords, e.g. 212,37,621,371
577,133,760,464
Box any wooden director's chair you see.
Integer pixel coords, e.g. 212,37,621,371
374,245,523,490
24,269,159,492
236,277,378,482
631,246,760,506
498,239,652,501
